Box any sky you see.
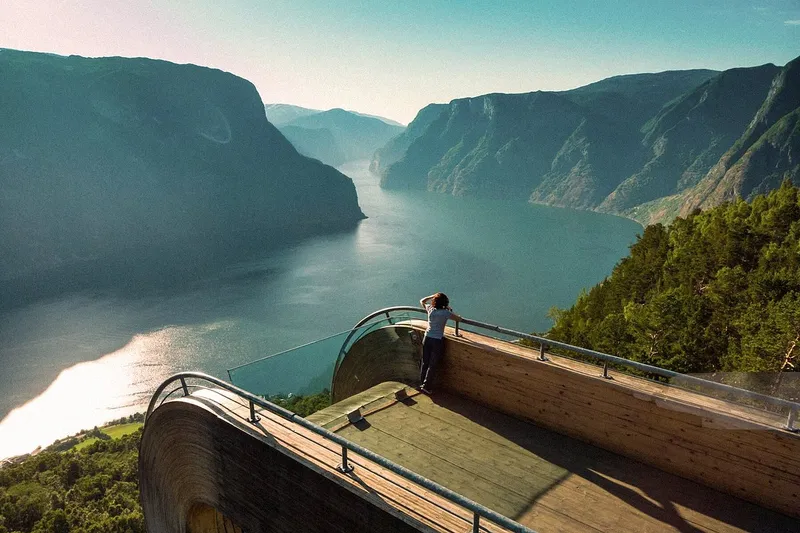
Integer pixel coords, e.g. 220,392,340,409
1,0,798,124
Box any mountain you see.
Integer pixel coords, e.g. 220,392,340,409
378,70,717,203
279,108,404,165
264,103,322,126
677,57,800,216
373,59,800,225
279,125,347,167
265,103,404,128
601,64,781,213
0,49,365,302
348,111,405,128
265,104,405,166
370,103,447,174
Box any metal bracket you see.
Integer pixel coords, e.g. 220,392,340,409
337,445,355,474
784,408,798,433
347,408,364,424
247,400,261,424
471,511,481,532
337,463,354,474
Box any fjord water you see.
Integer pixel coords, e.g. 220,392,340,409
0,161,641,458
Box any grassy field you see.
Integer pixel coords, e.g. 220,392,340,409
72,422,143,451
102,422,142,439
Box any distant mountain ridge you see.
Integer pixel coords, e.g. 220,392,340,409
0,49,364,303
264,103,322,126
266,104,405,166
372,59,800,225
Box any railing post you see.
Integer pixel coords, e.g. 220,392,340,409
538,343,548,361
248,400,261,424
602,361,612,379
179,377,189,396
337,445,354,474
455,321,460,337
472,511,480,532
786,407,798,432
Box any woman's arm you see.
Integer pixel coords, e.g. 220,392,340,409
419,294,437,307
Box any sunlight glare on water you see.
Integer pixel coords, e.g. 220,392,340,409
0,161,641,459
0,323,229,459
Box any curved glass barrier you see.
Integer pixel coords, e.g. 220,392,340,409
228,306,799,431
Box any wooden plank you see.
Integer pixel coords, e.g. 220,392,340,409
444,369,800,503
442,351,800,480
323,388,796,533
456,330,789,428
436,336,800,519
443,349,800,481
443,339,800,465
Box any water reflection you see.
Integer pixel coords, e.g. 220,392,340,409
0,323,230,459
0,161,642,459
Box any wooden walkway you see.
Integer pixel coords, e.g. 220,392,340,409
194,382,796,533
191,388,512,532
321,386,796,533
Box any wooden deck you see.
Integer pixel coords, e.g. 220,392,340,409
181,389,511,532
170,382,798,533
142,322,800,532
311,384,797,533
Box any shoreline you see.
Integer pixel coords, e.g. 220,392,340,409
0,414,144,466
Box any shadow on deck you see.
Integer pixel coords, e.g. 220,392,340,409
319,384,795,533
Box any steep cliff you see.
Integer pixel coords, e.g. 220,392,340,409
602,64,780,212
378,69,718,205
375,58,800,226
382,92,587,198
369,103,448,174
0,49,364,297
678,57,800,215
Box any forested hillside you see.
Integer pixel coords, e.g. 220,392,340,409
0,432,143,533
547,181,800,378
0,393,329,533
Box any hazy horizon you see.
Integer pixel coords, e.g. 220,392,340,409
2,1,799,127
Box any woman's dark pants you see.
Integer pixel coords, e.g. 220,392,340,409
420,335,444,390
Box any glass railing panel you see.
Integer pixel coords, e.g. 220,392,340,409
456,321,798,426
228,305,798,430
227,316,411,399
228,329,349,398
339,312,417,358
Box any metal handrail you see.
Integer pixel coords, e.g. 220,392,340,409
334,305,422,375
146,371,537,533
339,306,800,431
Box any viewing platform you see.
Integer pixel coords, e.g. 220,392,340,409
139,308,800,533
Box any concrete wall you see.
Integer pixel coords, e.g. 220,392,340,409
139,398,424,533
332,325,422,403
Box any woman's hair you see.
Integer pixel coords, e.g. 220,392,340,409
431,292,449,309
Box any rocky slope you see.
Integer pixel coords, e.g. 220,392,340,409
373,59,800,225
676,57,800,216
369,103,447,174
0,49,364,300
603,64,781,213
